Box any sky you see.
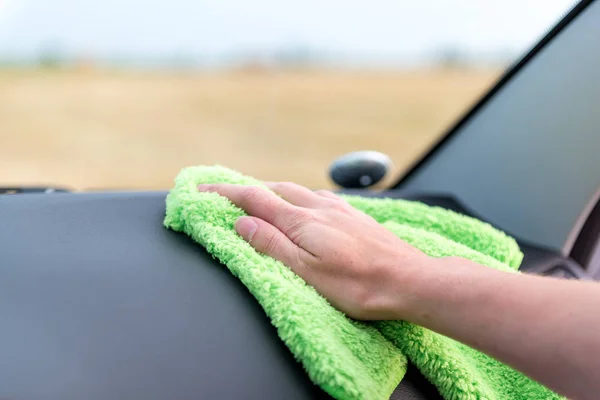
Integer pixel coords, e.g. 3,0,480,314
0,0,578,66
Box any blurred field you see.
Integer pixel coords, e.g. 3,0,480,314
0,68,499,190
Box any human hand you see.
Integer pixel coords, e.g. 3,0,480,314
198,181,432,320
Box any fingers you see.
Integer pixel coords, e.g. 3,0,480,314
198,184,297,229
314,189,340,200
265,181,327,208
315,189,350,209
235,216,313,280
265,181,345,209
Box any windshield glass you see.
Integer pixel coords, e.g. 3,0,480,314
0,0,577,190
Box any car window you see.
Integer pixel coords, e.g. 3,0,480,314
0,0,577,190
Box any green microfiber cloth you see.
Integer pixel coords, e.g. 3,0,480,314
164,165,562,400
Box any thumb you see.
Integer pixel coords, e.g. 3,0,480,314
235,216,308,276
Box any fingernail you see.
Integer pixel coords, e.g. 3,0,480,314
235,217,258,243
198,184,212,192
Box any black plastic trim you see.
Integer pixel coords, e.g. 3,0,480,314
570,195,600,273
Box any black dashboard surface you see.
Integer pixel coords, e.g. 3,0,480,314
0,192,439,400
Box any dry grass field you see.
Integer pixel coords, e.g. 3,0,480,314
0,68,500,190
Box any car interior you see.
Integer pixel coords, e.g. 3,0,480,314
0,0,598,399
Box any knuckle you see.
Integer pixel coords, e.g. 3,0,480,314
332,197,347,206
262,232,281,254
267,181,281,191
295,208,316,224
272,181,294,192
280,181,295,188
242,186,264,202
283,181,301,189
330,198,352,213
286,208,314,235
315,189,334,198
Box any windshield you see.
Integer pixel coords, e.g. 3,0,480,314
0,0,577,190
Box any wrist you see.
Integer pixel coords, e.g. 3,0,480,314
389,255,465,324
377,251,442,322
397,256,505,326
